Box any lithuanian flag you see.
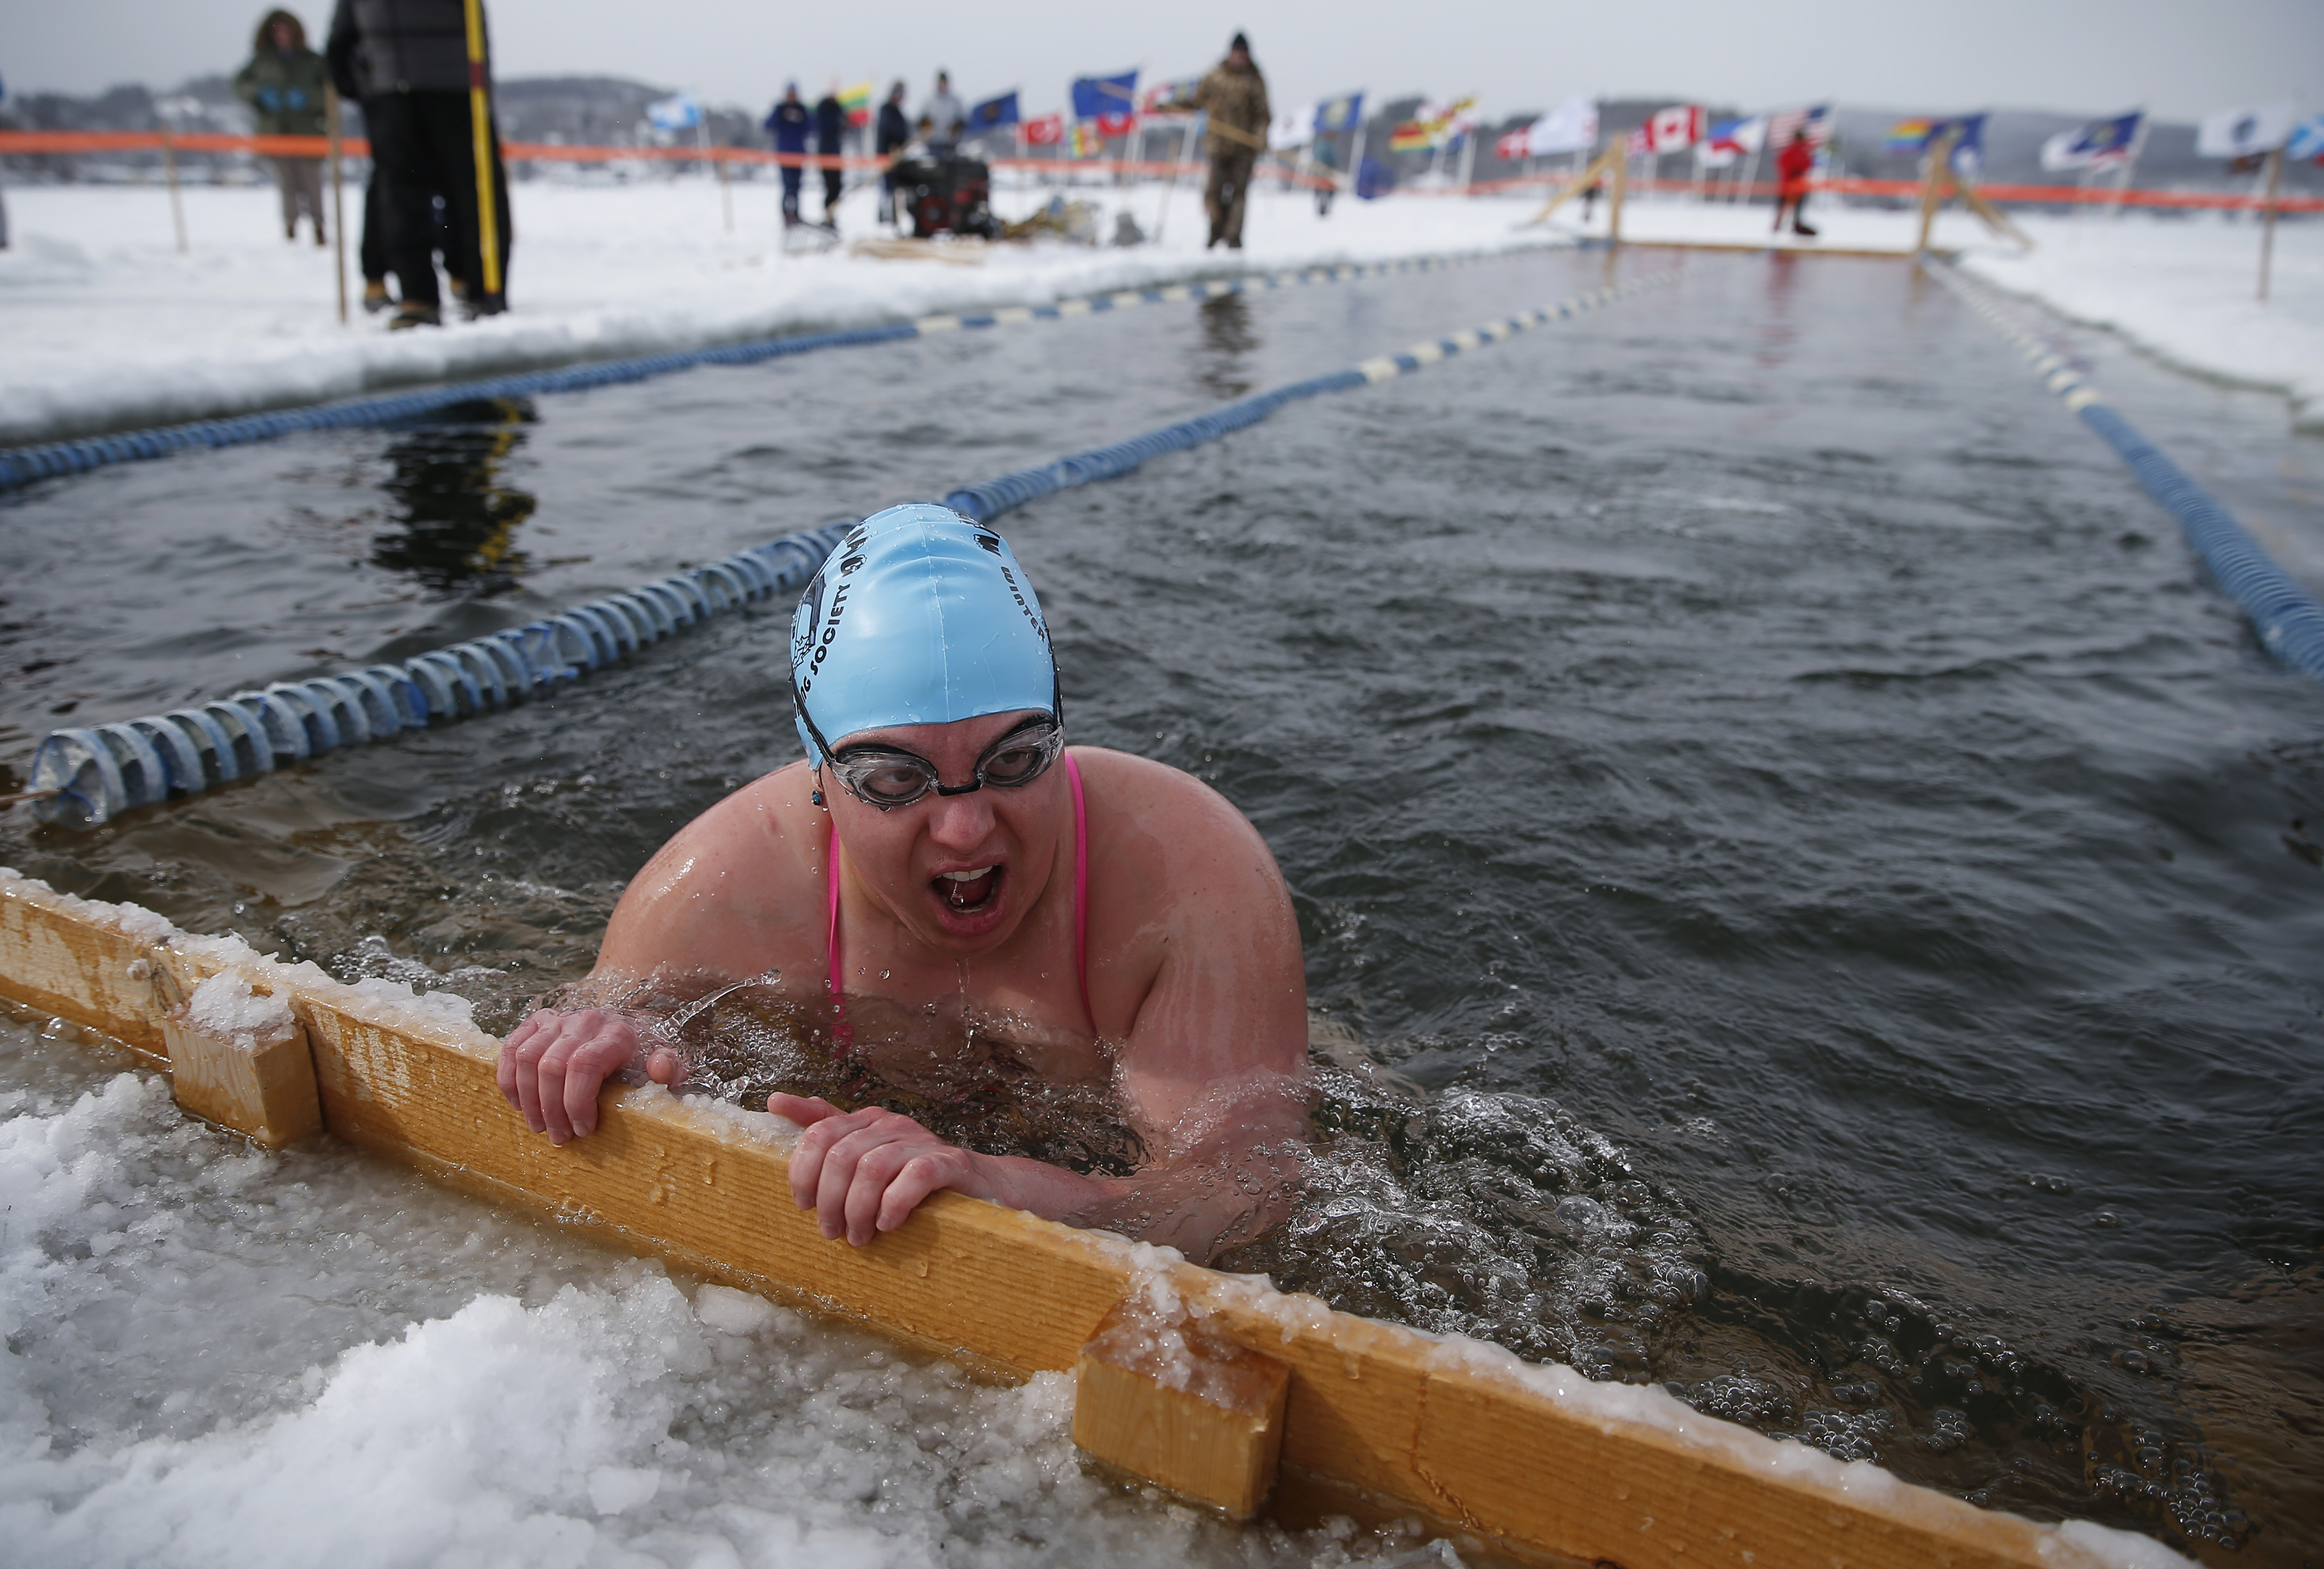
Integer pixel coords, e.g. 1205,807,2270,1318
840,80,874,129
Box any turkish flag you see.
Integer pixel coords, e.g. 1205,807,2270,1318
1024,114,1064,147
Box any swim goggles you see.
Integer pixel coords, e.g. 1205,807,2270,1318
808,714,1065,810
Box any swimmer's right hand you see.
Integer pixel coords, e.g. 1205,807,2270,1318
497,1008,683,1145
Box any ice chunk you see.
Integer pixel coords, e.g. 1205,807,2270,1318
183,972,295,1048
693,1283,776,1337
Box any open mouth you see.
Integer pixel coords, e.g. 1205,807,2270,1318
934,865,1001,913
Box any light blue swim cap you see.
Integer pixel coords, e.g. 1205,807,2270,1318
789,504,1057,765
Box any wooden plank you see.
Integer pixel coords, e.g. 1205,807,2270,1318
160,1000,322,1148
1073,1300,1291,1519
0,870,2162,1569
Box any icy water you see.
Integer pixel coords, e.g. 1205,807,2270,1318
3,247,2320,1566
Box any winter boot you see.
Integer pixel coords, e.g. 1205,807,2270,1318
362,280,392,314
388,301,442,331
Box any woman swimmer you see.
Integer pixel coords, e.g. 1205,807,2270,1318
498,505,1309,1261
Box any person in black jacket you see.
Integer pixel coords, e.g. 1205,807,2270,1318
874,81,910,227
813,82,846,229
326,0,511,328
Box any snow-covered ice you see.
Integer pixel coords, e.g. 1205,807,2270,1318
0,1014,1457,1569
0,174,1563,447
1,174,2315,448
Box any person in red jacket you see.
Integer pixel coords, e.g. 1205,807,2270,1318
1773,128,1817,237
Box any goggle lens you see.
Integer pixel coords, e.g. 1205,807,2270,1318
829,722,1063,809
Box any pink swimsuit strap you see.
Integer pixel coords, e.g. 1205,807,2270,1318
826,751,1091,1048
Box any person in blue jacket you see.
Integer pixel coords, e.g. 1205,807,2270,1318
765,83,810,227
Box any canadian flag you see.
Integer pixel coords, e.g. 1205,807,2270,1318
1024,114,1064,147
1640,105,1704,154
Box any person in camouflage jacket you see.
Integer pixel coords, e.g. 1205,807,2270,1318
234,9,330,243
1181,33,1269,249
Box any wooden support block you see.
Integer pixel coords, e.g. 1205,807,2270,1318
1072,1297,1291,1520
161,970,322,1148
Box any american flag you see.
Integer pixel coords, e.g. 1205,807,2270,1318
1766,104,1833,149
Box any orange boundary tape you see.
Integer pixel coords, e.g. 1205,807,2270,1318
2,131,2308,211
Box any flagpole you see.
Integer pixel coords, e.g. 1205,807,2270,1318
2257,144,2284,303
1154,117,1187,244
326,85,347,323
460,0,501,304
2112,114,2145,222
1344,113,1368,199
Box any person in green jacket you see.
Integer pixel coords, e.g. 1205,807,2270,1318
234,9,330,244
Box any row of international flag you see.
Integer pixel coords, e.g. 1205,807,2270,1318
1886,102,2324,179
655,77,2324,175
948,71,1381,158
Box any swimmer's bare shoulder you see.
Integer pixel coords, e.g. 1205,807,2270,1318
593,760,829,984
1071,746,1307,1092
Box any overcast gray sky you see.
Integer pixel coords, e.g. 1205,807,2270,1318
4,0,2318,123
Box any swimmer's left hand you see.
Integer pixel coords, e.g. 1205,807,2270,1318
768,1093,1001,1246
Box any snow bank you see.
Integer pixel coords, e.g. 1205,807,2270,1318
1956,218,2324,433
0,1050,1451,1568
7,180,2312,454
0,177,1565,447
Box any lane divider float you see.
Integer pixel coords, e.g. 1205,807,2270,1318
27,262,1694,827
1924,258,2324,686
0,247,1563,495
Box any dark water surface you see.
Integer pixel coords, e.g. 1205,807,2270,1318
4,249,2319,1564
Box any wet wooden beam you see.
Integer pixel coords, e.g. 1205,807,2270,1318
1073,1298,1291,1519
0,868,2169,1569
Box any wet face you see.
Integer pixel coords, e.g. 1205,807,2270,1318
822,709,1067,953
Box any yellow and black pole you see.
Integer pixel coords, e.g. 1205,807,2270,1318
461,0,503,309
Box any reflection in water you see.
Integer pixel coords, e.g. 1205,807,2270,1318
1193,292,1257,399
370,398,539,595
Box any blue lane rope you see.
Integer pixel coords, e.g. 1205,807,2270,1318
0,248,1547,496
1925,259,2324,685
27,262,1694,828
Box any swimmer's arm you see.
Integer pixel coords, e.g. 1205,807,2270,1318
1078,802,1314,1256
500,770,822,1142
769,1093,1122,1243
768,1093,1304,1257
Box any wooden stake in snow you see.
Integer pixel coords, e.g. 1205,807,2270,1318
160,123,188,254
2258,145,2285,303
327,85,348,324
